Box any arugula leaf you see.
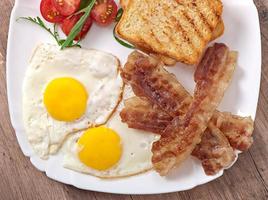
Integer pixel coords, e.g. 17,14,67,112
115,8,123,22
113,8,135,49
61,0,96,49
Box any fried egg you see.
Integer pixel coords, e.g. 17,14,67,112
63,86,160,178
23,44,123,159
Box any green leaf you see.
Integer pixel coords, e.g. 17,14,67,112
37,17,45,27
61,0,96,49
115,8,123,22
79,0,92,9
58,39,66,45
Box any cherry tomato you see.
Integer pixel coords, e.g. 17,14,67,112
40,0,65,23
52,0,81,16
61,14,93,40
91,0,118,26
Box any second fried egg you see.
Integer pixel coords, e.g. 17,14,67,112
63,86,160,178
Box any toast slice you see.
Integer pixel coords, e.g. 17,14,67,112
133,19,224,66
116,0,223,65
120,0,224,42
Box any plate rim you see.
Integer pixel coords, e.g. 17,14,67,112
6,0,262,195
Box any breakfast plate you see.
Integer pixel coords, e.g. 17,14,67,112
6,0,261,194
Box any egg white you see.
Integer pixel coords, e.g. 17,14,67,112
23,43,123,159
63,86,160,178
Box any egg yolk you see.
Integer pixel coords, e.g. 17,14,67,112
77,127,122,171
43,77,88,122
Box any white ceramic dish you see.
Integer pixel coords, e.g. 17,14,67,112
6,0,261,194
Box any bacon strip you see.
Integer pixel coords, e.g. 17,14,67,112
120,97,236,175
121,50,253,152
120,97,253,151
192,124,235,175
122,45,240,173
122,51,192,117
120,97,173,134
210,112,254,151
152,44,236,175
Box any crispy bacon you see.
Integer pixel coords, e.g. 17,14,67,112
152,44,237,175
211,112,254,151
122,51,192,117
192,124,235,175
120,97,236,175
121,44,239,175
121,50,254,152
120,97,173,134
120,97,254,151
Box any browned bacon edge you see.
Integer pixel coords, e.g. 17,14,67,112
192,123,235,175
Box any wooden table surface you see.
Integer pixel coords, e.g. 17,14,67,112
1,1,268,199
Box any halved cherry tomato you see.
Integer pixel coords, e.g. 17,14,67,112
61,14,93,40
40,0,66,23
90,0,118,26
52,0,81,16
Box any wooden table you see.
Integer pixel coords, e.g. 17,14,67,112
0,1,267,199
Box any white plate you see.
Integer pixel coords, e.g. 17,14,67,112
6,0,261,194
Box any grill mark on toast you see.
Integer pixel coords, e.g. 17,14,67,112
142,0,164,49
159,2,190,59
167,1,204,43
168,2,204,53
181,10,204,42
140,15,164,50
170,16,196,54
163,29,173,44
206,0,222,26
207,0,222,17
150,31,165,49
161,2,182,53
190,2,214,33
198,11,213,32
149,0,181,58
177,1,214,37
186,0,220,29
196,1,221,32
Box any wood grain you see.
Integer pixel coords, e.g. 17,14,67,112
0,1,267,199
